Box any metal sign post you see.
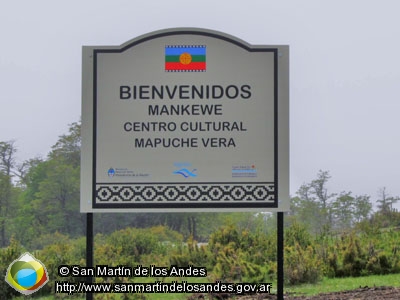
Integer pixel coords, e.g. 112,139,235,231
277,212,284,299
86,213,93,300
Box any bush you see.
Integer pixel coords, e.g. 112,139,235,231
0,238,25,299
323,230,400,278
283,222,323,284
170,236,211,269
207,225,269,283
38,233,85,298
105,227,162,262
284,243,322,285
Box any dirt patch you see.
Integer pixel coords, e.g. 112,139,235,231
189,286,400,300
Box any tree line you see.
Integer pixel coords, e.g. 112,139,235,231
1,121,399,249
0,122,262,248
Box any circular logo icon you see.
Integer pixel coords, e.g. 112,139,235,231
179,52,192,65
5,252,49,295
108,168,115,177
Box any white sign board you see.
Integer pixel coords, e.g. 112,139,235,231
81,28,289,212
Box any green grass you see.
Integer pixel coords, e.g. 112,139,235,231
14,273,400,299
285,274,400,297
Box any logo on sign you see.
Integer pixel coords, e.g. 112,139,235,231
173,168,197,178
232,165,258,178
173,162,197,178
107,168,115,177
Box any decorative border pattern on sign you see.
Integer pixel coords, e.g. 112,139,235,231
95,183,274,204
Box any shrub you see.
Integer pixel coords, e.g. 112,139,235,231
211,249,266,283
284,243,322,285
207,225,269,283
106,228,161,262
37,233,85,298
0,238,25,299
284,222,312,248
170,236,211,269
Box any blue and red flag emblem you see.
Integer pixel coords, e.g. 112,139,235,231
165,45,206,72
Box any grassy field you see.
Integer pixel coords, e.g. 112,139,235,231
14,273,400,299
285,274,400,297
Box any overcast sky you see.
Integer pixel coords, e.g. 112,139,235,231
1,0,399,207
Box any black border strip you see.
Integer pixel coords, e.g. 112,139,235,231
93,202,276,209
274,48,278,210
92,30,278,210
96,181,274,185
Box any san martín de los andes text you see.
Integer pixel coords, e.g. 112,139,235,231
70,265,207,277
119,83,254,149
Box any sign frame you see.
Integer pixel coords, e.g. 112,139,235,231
81,28,289,212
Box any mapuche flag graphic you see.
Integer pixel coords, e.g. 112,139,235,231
165,46,206,71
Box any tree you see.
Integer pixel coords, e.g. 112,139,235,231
49,121,81,168
310,170,336,211
32,159,82,236
318,192,372,232
293,170,336,234
0,173,13,246
0,141,20,246
353,195,372,223
13,122,84,244
377,187,399,215
14,157,43,187
331,192,355,230
291,170,372,233
289,196,322,234
0,141,17,176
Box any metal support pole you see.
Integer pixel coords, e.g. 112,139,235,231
277,212,284,299
86,213,93,300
